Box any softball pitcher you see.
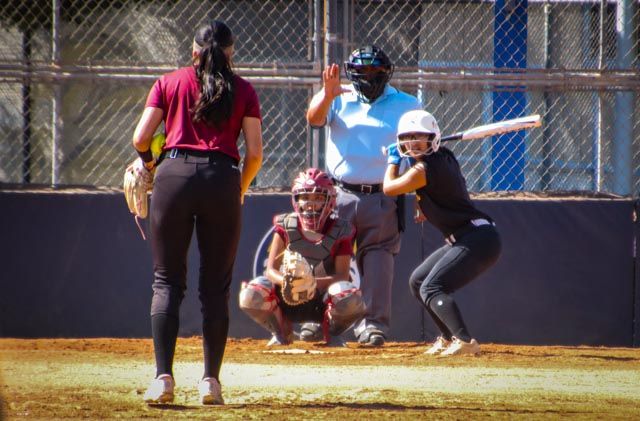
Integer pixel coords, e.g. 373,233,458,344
132,19,263,405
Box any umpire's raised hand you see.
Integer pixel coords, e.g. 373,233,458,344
307,64,350,127
322,63,350,100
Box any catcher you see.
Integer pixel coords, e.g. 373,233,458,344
239,168,366,347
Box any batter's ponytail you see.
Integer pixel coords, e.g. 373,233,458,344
192,20,234,127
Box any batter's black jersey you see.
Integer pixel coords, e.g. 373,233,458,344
415,147,492,237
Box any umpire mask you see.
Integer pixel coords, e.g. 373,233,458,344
344,45,394,103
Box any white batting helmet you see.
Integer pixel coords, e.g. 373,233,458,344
396,110,441,157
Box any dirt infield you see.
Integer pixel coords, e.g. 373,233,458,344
1,338,639,420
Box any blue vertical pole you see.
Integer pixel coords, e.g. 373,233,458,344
493,0,528,190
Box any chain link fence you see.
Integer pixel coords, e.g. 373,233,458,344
1,0,638,196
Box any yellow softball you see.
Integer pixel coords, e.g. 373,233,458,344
150,132,166,159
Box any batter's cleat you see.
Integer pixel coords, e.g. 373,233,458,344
439,336,480,356
325,335,347,348
198,377,224,405
299,322,323,342
358,329,386,347
267,332,293,347
143,374,175,404
424,336,451,355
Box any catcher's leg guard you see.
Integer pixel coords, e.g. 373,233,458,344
323,281,367,339
238,277,292,343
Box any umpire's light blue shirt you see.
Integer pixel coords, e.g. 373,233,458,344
325,84,422,185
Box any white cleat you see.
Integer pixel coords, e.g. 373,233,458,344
198,377,224,405
424,336,451,355
439,336,480,356
143,374,175,404
266,332,293,347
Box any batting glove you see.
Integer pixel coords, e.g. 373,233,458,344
386,143,402,166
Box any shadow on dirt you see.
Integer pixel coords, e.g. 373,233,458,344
487,349,639,362
223,402,585,415
146,403,193,410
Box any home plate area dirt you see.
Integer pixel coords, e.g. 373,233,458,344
1,338,639,419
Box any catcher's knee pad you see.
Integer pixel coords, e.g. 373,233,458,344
239,277,277,312
238,277,286,335
324,281,367,335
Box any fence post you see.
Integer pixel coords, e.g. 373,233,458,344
593,0,607,192
612,0,635,196
316,0,339,170
310,0,324,169
541,0,553,191
51,0,62,187
324,0,338,66
22,28,32,184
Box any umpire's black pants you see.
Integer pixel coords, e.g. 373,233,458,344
149,151,241,322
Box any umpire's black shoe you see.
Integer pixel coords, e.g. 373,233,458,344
299,322,323,342
358,329,386,347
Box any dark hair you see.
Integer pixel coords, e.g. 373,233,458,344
191,20,235,127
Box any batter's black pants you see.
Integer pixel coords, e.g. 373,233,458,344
149,150,241,380
408,225,501,342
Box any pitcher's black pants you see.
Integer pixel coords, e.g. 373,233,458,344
149,150,241,380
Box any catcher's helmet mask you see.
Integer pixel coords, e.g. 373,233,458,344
292,168,337,231
344,45,394,103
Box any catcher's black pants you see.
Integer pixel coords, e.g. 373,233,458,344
408,225,501,342
149,150,241,379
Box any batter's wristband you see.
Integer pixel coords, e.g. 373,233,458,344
136,149,154,163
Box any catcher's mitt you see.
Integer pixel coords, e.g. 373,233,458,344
280,249,316,306
123,158,154,219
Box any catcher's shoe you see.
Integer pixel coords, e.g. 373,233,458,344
143,374,175,404
439,337,480,356
267,332,293,347
198,377,224,405
424,336,451,355
358,329,385,347
299,322,323,342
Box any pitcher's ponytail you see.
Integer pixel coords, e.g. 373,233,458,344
192,20,234,127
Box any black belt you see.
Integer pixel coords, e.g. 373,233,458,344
333,178,382,194
445,218,495,245
162,148,238,165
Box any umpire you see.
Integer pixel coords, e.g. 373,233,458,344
131,20,263,404
306,45,422,346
